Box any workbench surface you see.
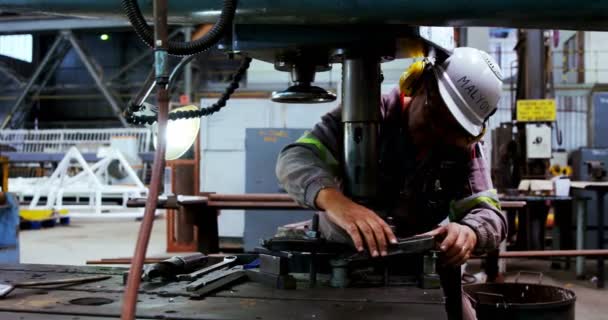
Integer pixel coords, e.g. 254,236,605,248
0,264,446,320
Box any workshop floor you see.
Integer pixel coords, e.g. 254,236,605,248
19,216,168,265
19,218,608,320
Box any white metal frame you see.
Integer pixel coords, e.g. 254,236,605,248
0,128,152,154
28,147,148,216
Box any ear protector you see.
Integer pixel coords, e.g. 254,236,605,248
399,60,427,97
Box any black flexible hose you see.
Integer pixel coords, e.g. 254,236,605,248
125,56,252,125
121,0,237,56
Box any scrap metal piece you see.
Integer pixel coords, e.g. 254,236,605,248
259,254,289,276
142,253,208,281
187,266,244,293
177,256,237,281
0,275,112,299
189,270,248,300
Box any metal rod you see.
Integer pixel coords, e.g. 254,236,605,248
15,275,111,287
66,30,128,127
131,70,157,108
86,258,165,265
0,63,24,86
1,33,65,129
206,201,304,209
208,194,294,202
121,0,169,318
576,199,587,278
183,26,194,103
472,249,608,258
597,190,605,288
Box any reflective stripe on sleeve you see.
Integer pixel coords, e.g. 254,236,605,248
449,189,501,222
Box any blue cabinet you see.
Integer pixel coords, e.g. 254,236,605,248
0,194,20,264
243,128,314,251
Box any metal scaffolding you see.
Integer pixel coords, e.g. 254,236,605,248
1,30,128,129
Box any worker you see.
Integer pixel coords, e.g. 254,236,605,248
276,47,507,319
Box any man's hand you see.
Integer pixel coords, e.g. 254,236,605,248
316,188,397,257
422,223,477,266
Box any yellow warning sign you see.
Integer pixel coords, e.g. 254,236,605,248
516,99,557,122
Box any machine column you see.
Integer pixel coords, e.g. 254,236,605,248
342,54,381,204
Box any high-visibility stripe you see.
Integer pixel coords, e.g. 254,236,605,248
449,189,501,222
296,133,339,171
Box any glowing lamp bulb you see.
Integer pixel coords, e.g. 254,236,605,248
153,105,200,160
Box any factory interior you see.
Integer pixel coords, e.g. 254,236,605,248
1,1,608,320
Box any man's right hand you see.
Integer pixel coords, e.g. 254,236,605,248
315,188,397,257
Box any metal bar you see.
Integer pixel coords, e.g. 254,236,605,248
0,63,25,86
65,30,128,127
1,33,65,129
0,18,130,33
131,70,156,107
3,1,608,30
208,194,294,202
472,249,608,258
597,190,605,288
86,258,168,265
207,201,304,209
576,199,587,278
15,275,111,287
182,26,194,103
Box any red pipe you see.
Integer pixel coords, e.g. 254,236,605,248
207,201,304,209
208,193,294,202
120,88,168,320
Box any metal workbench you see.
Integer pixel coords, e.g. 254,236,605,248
0,264,447,320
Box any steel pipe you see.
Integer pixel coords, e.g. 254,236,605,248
342,54,381,204
121,1,169,319
208,193,294,202
2,1,608,30
473,250,608,258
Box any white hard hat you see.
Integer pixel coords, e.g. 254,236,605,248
432,47,503,136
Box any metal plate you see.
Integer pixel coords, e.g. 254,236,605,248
0,264,446,320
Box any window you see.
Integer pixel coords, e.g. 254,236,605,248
0,34,33,62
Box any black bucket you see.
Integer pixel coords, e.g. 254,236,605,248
464,282,576,320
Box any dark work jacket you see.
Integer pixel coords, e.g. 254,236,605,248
276,87,507,253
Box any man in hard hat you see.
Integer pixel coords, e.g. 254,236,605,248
276,47,507,319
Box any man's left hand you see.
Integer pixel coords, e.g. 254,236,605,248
422,223,477,266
